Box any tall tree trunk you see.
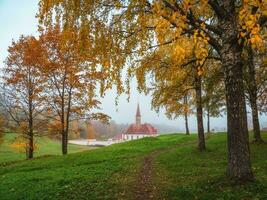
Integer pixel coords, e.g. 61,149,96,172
62,90,72,155
27,112,34,159
247,47,263,143
185,113,190,135
195,74,205,152
219,1,253,181
62,130,68,155
61,104,68,155
250,98,262,142
27,116,34,159
184,95,190,135
27,132,34,159
61,90,72,155
62,118,70,155
207,107,210,133
27,86,34,159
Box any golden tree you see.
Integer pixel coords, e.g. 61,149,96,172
243,43,267,143
39,26,109,155
86,121,97,140
202,60,225,133
1,36,47,159
257,49,267,117
135,46,208,141
39,0,267,181
70,119,80,139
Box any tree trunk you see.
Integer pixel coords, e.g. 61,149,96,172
207,107,210,133
62,116,70,155
27,87,34,159
62,130,68,155
184,95,190,135
185,113,190,135
61,107,68,155
61,90,72,155
62,90,72,155
250,98,263,143
219,2,253,181
27,133,34,159
247,47,263,143
195,74,205,152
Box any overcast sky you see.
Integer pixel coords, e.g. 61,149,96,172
1,0,267,132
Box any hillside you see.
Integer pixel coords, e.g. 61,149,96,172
0,133,95,163
0,133,267,200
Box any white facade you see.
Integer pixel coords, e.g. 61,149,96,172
122,134,155,141
69,139,114,146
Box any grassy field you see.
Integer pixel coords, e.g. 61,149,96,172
0,132,266,200
0,133,94,163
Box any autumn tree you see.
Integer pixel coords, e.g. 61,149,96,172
39,0,267,181
183,94,191,135
150,81,193,135
202,62,225,133
259,89,267,117
39,26,109,155
243,44,267,143
70,119,81,139
47,115,62,140
137,51,194,135
136,48,208,146
90,120,123,139
258,49,267,116
1,36,47,159
86,121,97,140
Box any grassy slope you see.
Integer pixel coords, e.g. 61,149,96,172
0,133,266,200
153,133,267,199
0,133,94,163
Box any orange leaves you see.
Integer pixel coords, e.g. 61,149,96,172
152,1,165,16
181,0,192,10
3,36,47,141
197,67,204,76
48,118,62,135
10,137,38,153
173,44,186,63
238,1,266,50
155,19,172,44
37,0,267,100
10,142,28,153
183,104,190,115
193,30,209,67
37,26,110,139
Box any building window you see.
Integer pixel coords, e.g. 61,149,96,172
131,135,133,140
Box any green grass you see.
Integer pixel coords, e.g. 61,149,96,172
0,132,266,200
152,133,267,199
0,133,94,163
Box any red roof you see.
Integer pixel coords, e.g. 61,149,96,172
124,123,157,135
136,103,141,117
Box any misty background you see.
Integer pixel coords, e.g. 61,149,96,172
1,0,267,134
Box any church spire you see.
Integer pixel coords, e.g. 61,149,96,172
136,103,141,126
136,103,141,117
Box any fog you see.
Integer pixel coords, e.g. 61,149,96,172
1,0,267,133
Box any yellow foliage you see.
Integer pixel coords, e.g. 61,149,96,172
238,1,266,50
10,137,38,153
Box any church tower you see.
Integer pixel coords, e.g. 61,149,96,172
136,103,141,126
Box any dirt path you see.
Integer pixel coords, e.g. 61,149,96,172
134,152,158,200
133,140,198,200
